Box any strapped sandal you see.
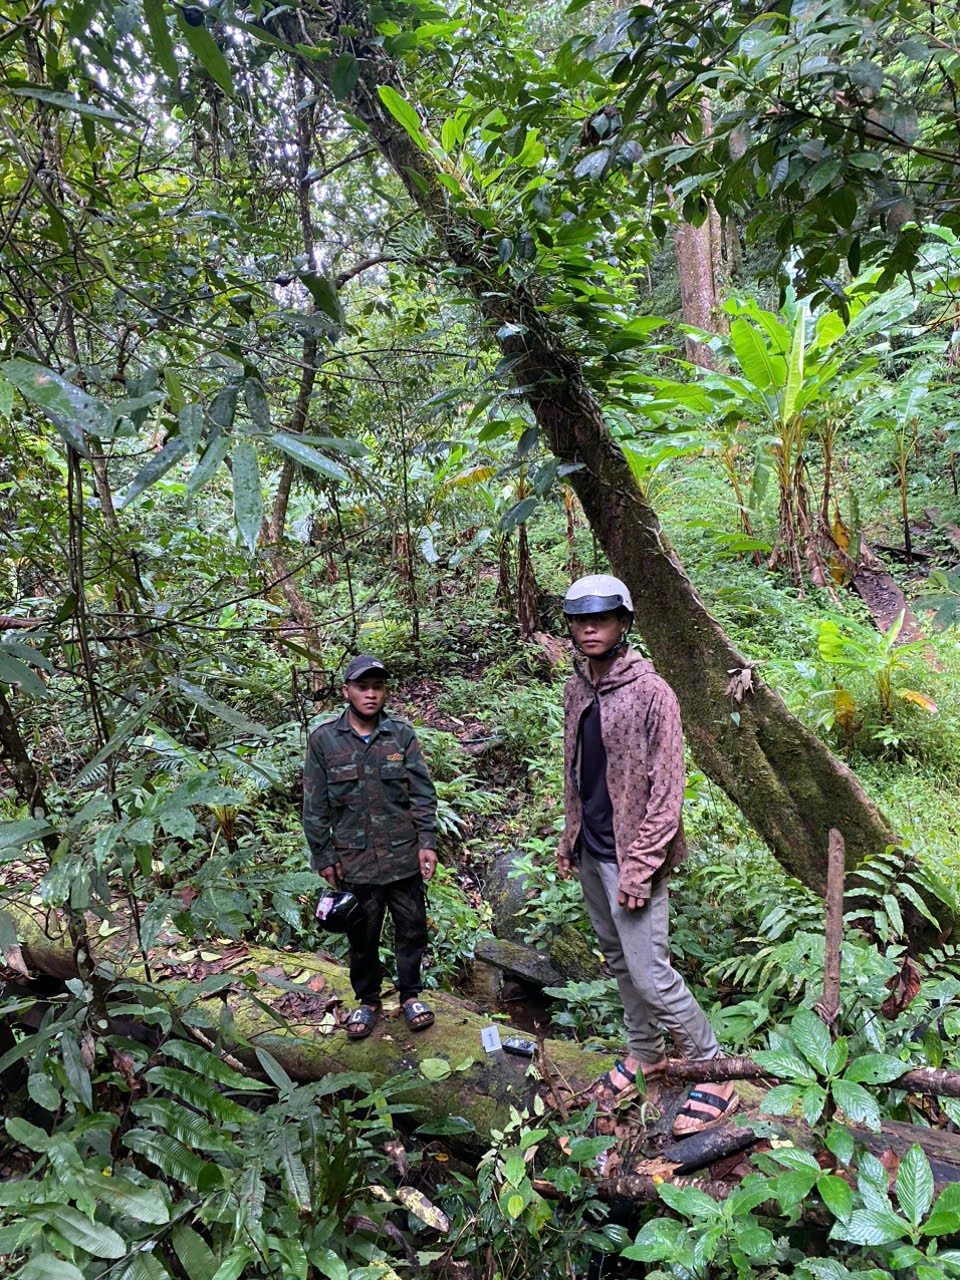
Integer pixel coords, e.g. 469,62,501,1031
402,999,435,1031
580,1060,639,1113
672,1086,740,1136
346,1004,381,1040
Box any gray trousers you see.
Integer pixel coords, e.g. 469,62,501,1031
580,854,720,1065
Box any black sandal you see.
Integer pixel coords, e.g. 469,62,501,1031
402,999,435,1031
346,1004,381,1039
672,1087,740,1136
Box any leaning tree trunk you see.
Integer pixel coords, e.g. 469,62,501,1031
275,4,900,897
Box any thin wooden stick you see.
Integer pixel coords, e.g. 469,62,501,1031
664,1056,960,1100
815,827,845,1031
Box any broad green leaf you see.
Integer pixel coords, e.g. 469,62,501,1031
118,435,192,508
21,1259,86,1280
170,678,269,738
818,1174,854,1222
185,434,230,499
831,1079,881,1130
254,1047,294,1097
209,1247,253,1280
0,640,54,673
244,377,270,431
162,1039,266,1089
131,1099,241,1153
922,1183,960,1236
1,359,113,455
144,1066,252,1124
802,1083,827,1126
176,11,234,95
0,650,48,698
278,1126,311,1212
825,1037,849,1077
776,1167,819,1209
830,1207,909,1246
896,1144,934,1226
749,1049,816,1082
790,1006,831,1074
33,1204,126,1257
728,317,782,392
61,1035,93,1109
269,432,348,482
171,1223,219,1280
83,1171,170,1225
844,1053,904,1085
420,1057,451,1081
299,272,344,325
122,1129,212,1188
330,52,359,100
11,87,128,124
658,1182,722,1219
0,375,13,417
27,1071,60,1112
5,1116,51,1151
144,0,179,78
115,1255,172,1280
781,305,806,426
377,84,424,142
309,1247,348,1280
758,1083,804,1116
231,439,262,553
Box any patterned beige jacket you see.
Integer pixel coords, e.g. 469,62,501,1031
558,647,687,902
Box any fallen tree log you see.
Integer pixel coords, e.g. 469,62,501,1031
2,894,615,1145
8,897,960,1192
665,1055,960,1102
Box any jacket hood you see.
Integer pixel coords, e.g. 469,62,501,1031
573,645,657,693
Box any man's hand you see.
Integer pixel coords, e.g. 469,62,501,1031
320,862,343,888
419,848,437,882
557,848,577,880
617,889,646,912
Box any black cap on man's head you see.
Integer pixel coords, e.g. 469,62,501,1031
343,654,388,683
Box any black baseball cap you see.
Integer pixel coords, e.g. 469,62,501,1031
343,654,388,682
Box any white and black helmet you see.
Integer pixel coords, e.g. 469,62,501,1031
562,574,634,622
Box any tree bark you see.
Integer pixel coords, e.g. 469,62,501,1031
277,6,901,899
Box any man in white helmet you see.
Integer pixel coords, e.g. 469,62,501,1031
558,574,737,1135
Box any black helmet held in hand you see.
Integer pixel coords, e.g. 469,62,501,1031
315,889,364,932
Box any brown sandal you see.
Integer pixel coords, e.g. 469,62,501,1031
672,1086,740,1136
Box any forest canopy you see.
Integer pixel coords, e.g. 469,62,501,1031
3,0,960,1277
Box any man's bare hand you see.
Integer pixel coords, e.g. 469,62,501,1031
617,889,646,912
557,849,577,880
320,862,343,888
419,848,437,882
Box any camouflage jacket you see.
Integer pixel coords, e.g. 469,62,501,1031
302,708,438,885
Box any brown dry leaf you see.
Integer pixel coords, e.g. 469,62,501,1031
632,1156,680,1179
306,973,326,994
396,1186,450,1233
111,1050,138,1089
881,955,922,1020
897,688,939,714
384,1139,408,1176
2,943,30,978
80,1033,96,1070
725,666,755,704
879,1148,900,1184
179,886,197,908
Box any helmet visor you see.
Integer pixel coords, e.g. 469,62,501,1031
563,594,626,617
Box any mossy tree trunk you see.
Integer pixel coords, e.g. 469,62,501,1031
4,897,611,1144
270,3,901,899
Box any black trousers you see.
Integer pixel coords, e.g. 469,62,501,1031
344,873,428,1005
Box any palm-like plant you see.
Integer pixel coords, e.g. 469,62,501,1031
694,286,915,591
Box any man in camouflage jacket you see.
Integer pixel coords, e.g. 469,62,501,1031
303,654,438,1038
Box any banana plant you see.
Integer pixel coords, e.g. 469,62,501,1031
690,285,913,592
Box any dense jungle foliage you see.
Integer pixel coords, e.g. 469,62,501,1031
3,0,960,1276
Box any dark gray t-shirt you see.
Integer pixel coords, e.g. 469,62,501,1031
576,695,617,862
